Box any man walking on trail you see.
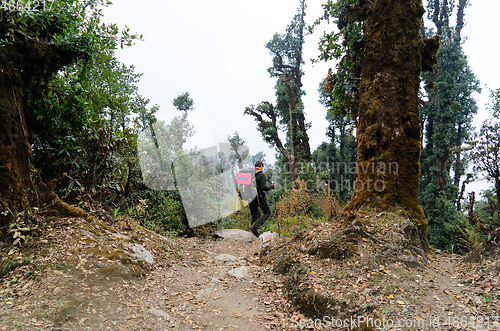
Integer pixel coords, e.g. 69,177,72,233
249,160,275,238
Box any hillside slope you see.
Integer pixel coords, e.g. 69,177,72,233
1,210,499,330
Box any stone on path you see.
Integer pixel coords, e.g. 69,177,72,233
260,231,279,243
195,287,214,300
228,266,250,279
126,242,155,265
215,229,256,242
215,254,237,262
148,307,172,320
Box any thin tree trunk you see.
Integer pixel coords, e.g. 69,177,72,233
454,0,467,42
285,74,298,188
453,124,463,188
496,176,500,219
294,0,311,162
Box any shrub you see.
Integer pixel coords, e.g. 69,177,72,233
268,215,322,237
269,180,341,236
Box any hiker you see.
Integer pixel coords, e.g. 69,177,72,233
249,160,276,238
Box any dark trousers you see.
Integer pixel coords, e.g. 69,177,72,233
249,194,271,230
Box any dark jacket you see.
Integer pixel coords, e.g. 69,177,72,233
255,170,273,196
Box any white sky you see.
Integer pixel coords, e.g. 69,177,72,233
102,0,332,165
102,0,500,192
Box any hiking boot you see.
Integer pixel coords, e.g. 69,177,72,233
250,226,260,238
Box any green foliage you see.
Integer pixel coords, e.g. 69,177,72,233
450,207,488,255
421,184,459,249
270,180,340,236
29,51,153,197
172,92,194,112
136,192,186,235
1,1,194,236
1,255,29,278
312,79,357,202
8,214,31,247
265,0,306,79
491,88,500,119
1,0,140,64
11,2,158,210
309,0,363,118
419,0,480,251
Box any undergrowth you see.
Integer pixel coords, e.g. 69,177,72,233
267,180,342,236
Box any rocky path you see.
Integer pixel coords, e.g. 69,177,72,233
2,216,500,330
145,234,287,330
0,221,289,330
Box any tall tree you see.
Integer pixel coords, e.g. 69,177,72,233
313,80,357,202
467,119,500,219
245,0,311,188
227,132,249,170
465,91,500,226
171,92,195,149
420,0,480,249
0,1,136,231
492,88,500,118
314,0,440,249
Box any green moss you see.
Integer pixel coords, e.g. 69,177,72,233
346,0,429,249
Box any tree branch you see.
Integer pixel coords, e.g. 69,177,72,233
245,103,289,160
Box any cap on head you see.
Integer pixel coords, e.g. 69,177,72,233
254,160,264,167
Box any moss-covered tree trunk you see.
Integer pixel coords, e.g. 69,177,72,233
345,0,430,249
0,72,37,214
0,28,85,233
0,68,63,231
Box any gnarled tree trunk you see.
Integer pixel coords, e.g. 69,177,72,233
0,71,37,214
346,0,438,250
0,28,86,232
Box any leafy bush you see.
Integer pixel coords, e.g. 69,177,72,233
268,215,322,237
136,191,187,235
211,216,248,232
269,180,341,236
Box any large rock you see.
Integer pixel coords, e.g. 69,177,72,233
215,229,256,242
126,242,155,265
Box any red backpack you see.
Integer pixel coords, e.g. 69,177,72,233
236,168,258,204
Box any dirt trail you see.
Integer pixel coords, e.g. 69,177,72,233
1,216,500,330
390,251,500,330
146,237,287,330
0,219,289,330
